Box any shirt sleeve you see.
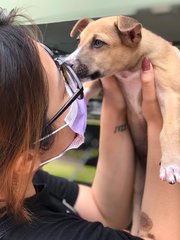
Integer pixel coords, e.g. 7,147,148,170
66,220,143,240
22,217,143,240
33,169,79,206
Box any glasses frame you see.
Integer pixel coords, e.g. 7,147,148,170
42,45,84,128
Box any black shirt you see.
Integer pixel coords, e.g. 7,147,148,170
1,170,143,240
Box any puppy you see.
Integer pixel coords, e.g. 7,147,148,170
65,15,180,233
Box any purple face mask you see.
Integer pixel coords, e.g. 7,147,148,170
64,84,87,137
40,85,87,167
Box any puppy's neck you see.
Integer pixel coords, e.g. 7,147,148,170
127,55,145,72
139,28,172,65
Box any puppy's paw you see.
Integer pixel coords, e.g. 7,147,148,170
160,163,180,184
83,79,102,102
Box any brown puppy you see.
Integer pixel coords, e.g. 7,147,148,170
65,15,180,233
67,15,180,183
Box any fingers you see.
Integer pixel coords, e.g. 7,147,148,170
141,57,156,102
100,75,120,90
100,75,127,113
141,58,162,126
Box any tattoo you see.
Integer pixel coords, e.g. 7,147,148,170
140,233,156,240
114,123,127,133
140,212,153,232
147,233,155,239
139,212,155,239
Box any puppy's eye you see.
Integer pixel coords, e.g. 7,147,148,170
92,39,106,48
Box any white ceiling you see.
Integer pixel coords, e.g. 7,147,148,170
1,0,180,24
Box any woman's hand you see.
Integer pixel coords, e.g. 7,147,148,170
141,57,163,131
83,76,126,114
100,75,126,114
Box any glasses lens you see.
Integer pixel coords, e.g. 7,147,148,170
62,67,77,93
40,52,84,130
60,63,83,99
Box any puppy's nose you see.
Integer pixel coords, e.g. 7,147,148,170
64,57,88,79
73,64,88,79
64,59,74,68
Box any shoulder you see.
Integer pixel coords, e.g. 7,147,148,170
9,217,142,240
33,169,79,206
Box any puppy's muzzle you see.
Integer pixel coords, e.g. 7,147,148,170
73,64,89,79
73,64,101,80
66,59,101,80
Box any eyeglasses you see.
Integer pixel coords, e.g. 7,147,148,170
42,45,84,128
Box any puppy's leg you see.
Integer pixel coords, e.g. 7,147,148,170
83,79,103,101
131,159,145,235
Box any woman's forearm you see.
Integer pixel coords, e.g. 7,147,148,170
91,85,135,229
139,59,180,240
139,125,180,240
75,77,135,229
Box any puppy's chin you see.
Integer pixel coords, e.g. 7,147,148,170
89,71,101,80
79,71,102,82
80,77,96,83
80,77,91,83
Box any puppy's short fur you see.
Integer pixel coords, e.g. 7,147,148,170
66,15,180,233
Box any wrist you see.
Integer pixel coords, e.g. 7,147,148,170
101,100,127,126
147,124,162,146
102,93,126,115
147,120,162,134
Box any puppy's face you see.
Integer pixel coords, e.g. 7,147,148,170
66,16,142,80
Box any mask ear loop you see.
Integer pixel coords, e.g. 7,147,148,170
35,123,68,143
39,151,65,167
39,131,84,168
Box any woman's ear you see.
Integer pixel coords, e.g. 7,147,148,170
14,150,40,175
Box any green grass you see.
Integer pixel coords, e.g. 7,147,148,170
43,160,96,184
87,118,100,126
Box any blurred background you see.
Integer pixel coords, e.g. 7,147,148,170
1,0,180,184
2,0,180,52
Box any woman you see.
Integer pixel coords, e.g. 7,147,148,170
0,8,179,240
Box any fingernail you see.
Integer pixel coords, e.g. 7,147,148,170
142,57,151,71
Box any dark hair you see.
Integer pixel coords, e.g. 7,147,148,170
0,8,49,221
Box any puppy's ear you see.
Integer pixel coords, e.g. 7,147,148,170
70,18,93,38
116,16,142,47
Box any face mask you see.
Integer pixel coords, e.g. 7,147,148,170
40,84,87,167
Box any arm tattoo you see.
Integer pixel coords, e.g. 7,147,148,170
139,212,155,239
114,123,127,133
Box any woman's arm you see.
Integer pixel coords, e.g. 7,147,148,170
75,77,135,229
139,58,180,240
